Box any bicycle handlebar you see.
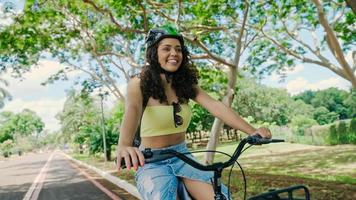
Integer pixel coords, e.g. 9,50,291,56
119,135,284,170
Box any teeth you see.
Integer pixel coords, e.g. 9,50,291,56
168,60,178,64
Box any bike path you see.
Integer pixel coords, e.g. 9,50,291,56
36,152,119,200
0,151,138,200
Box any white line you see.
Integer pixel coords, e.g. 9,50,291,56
23,152,54,200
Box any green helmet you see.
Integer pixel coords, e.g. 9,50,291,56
145,24,184,48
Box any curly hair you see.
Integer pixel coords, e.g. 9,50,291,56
140,40,199,104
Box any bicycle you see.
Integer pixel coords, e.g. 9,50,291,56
119,135,311,200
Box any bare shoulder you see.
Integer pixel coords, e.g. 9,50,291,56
126,76,143,104
127,76,141,92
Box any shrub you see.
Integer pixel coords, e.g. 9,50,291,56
313,107,339,125
338,121,349,144
350,118,356,134
0,139,14,157
348,118,356,144
290,115,318,135
328,124,338,145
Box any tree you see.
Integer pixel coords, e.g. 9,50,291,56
248,0,355,87
56,89,119,159
0,109,44,140
293,90,316,105
311,88,350,119
89,102,122,160
56,90,99,153
313,106,339,125
233,77,315,126
0,109,44,153
2,1,354,163
1,0,265,163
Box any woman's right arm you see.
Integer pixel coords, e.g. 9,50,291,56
116,77,145,171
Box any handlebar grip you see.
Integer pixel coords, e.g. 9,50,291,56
247,135,285,145
117,148,154,169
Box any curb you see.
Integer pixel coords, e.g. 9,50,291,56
63,153,141,199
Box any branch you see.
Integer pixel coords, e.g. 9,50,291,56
190,54,210,60
184,36,234,68
240,32,261,57
282,21,331,65
66,61,121,100
136,0,149,32
184,25,226,32
312,0,356,86
108,57,130,81
233,2,249,68
93,52,125,101
331,3,346,27
175,0,182,27
82,0,145,34
259,27,347,79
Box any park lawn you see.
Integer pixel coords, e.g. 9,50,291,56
192,142,356,184
71,142,356,200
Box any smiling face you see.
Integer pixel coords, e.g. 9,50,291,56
157,38,183,73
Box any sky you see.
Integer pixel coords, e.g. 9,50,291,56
0,1,352,132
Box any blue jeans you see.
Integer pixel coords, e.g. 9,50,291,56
135,142,231,200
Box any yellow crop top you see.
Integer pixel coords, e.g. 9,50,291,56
140,104,192,137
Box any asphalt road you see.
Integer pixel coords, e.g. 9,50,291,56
0,151,130,200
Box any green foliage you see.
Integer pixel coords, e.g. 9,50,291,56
57,90,98,143
350,118,356,134
290,115,318,135
246,1,355,87
0,109,44,143
57,90,119,159
294,88,353,124
188,102,214,133
198,65,228,100
293,90,315,104
337,121,348,144
0,139,14,157
311,88,350,119
327,119,356,145
328,124,338,145
313,107,339,125
233,77,312,126
343,89,356,118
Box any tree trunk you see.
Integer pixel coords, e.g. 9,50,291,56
204,67,237,164
106,147,111,161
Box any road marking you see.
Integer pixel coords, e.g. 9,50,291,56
23,152,54,200
63,153,140,199
66,156,122,200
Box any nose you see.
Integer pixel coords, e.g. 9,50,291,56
170,49,179,56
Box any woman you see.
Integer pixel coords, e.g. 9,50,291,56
116,25,271,200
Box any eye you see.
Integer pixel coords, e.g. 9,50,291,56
161,47,170,51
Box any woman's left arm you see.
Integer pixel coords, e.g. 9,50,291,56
193,86,271,138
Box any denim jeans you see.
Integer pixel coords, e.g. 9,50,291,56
135,142,231,200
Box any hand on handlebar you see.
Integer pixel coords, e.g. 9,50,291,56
253,127,272,139
116,146,145,171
